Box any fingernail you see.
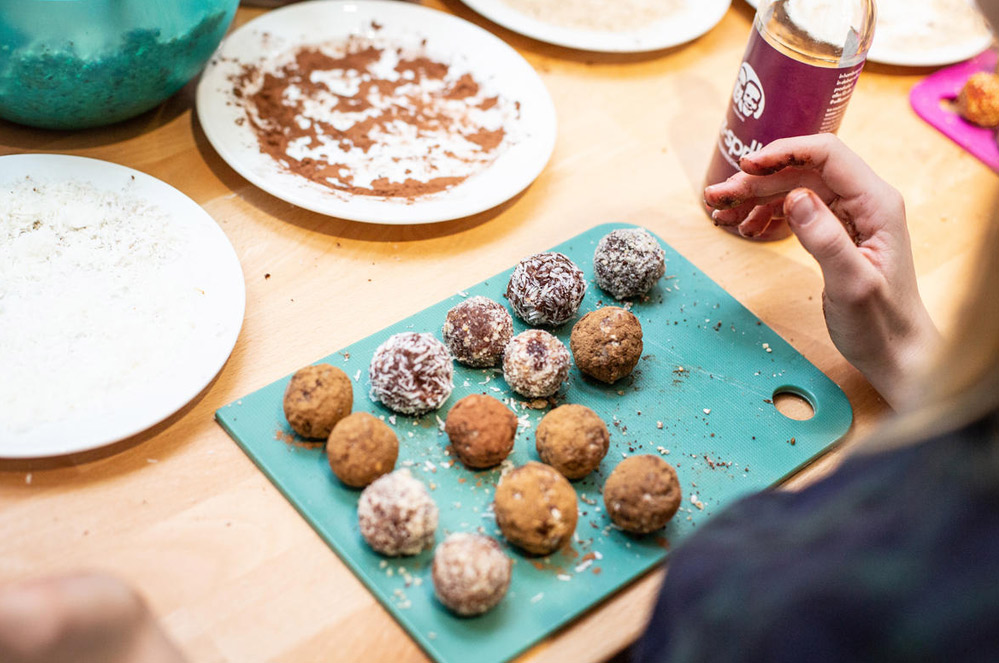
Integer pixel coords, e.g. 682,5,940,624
787,190,818,226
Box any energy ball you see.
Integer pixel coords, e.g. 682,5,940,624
593,228,666,299
603,455,682,534
535,404,609,480
506,252,586,326
502,330,571,398
358,469,439,556
369,332,454,416
570,307,644,384
327,412,399,488
445,394,518,469
432,533,512,617
958,71,999,127
442,296,514,368
283,363,353,439
494,462,578,555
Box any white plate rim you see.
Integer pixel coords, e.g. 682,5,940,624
0,153,246,459
459,0,732,53
195,0,558,225
743,0,993,67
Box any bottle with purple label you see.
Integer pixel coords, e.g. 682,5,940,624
704,0,876,218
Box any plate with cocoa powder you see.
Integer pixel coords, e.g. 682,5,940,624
196,0,557,224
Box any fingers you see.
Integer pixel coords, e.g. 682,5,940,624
705,169,834,211
784,188,871,283
738,134,883,200
736,200,784,239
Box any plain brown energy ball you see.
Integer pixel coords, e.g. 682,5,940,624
432,533,512,617
445,394,518,469
570,307,643,384
603,455,682,534
494,462,578,556
535,404,609,480
326,412,399,488
957,71,999,127
283,363,353,439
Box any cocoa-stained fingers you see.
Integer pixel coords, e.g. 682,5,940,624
737,199,786,239
710,193,785,227
704,170,834,211
737,134,882,200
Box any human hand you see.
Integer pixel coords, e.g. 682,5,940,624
0,573,186,663
704,134,939,409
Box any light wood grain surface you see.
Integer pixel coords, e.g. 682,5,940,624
1,3,996,662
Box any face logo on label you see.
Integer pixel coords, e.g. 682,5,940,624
733,62,765,121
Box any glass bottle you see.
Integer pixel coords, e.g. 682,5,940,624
703,0,877,212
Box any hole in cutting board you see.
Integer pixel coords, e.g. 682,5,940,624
773,390,815,421
939,96,959,114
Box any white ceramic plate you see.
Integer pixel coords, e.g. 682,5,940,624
196,0,557,224
743,0,993,67
460,0,731,53
0,154,245,458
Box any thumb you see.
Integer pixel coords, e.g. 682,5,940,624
785,188,867,282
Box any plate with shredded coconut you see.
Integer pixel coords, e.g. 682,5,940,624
196,0,557,224
0,154,245,458
459,0,730,53
745,0,992,66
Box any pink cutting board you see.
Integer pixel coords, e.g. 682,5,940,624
910,49,999,173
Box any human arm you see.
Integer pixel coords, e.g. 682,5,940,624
0,573,186,663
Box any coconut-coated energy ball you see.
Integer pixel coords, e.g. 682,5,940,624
445,394,518,469
368,332,454,415
494,462,578,555
570,307,644,384
432,533,512,617
358,469,439,556
603,455,681,534
442,296,514,368
326,412,399,488
536,404,609,480
502,330,571,399
593,228,666,299
506,252,586,326
282,363,353,439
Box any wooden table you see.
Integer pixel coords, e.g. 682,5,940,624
1,3,996,661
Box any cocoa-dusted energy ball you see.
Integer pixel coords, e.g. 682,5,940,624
502,330,571,398
327,412,399,488
369,332,454,415
358,469,439,556
958,71,999,127
536,404,609,480
593,228,666,300
283,363,353,439
494,462,578,555
432,533,512,617
445,394,518,469
603,455,682,534
442,296,514,368
506,252,586,326
570,307,644,384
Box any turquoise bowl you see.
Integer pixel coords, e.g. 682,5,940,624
0,0,238,130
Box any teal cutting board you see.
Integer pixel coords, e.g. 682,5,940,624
216,223,853,663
